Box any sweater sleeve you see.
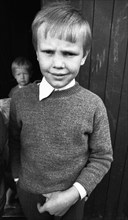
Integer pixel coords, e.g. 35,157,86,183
76,99,113,196
8,97,21,178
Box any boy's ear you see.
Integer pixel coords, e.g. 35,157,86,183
81,50,89,66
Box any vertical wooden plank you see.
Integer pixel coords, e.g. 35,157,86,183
85,1,115,218
89,0,114,100
118,152,128,219
112,43,128,220
103,0,128,219
78,0,95,89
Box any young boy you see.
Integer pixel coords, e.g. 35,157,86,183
9,1,113,220
7,56,32,211
8,57,32,98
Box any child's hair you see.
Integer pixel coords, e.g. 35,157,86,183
11,57,32,77
32,1,92,56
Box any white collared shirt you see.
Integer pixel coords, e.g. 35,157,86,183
39,77,75,100
38,77,87,199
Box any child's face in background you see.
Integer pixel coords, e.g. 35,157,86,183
14,67,30,87
36,23,87,89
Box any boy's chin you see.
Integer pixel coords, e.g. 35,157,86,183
50,83,68,89
49,80,73,89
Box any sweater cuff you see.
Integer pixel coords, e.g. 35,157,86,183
73,182,87,200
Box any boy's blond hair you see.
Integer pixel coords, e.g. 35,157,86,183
11,57,32,77
32,1,91,56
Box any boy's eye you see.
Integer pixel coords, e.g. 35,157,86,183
42,50,54,55
63,52,77,56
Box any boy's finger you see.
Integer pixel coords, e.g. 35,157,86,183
43,193,52,198
37,203,47,213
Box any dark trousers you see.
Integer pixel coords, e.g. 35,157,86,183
17,184,85,220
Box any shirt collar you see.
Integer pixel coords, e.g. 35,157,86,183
18,85,24,88
39,77,75,101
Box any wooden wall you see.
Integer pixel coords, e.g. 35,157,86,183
41,1,128,220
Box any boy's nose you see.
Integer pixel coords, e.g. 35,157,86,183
53,55,65,68
21,74,25,80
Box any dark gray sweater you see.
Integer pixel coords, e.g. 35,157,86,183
9,81,113,196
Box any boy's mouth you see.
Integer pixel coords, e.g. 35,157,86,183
50,72,68,77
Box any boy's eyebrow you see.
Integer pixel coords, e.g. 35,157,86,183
41,48,79,55
40,49,55,53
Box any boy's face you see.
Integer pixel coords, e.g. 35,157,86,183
36,23,87,89
14,67,30,87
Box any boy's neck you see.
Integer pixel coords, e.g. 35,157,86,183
18,85,25,88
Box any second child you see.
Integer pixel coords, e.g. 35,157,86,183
9,57,32,98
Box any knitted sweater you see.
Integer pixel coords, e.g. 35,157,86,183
9,81,113,196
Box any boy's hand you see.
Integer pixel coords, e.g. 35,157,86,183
37,186,80,216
